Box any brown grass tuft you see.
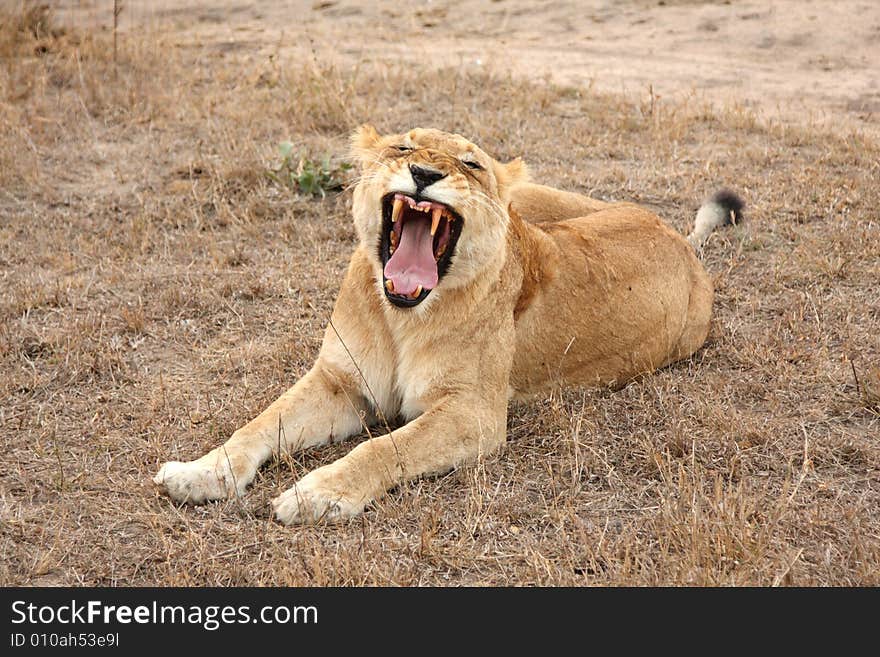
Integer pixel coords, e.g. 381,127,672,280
0,3,61,56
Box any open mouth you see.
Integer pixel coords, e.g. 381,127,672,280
379,192,463,308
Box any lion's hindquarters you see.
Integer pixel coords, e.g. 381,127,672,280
511,209,711,393
669,262,714,365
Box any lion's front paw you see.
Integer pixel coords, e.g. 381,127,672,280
271,469,363,525
153,457,243,504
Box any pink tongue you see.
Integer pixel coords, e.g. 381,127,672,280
383,217,438,296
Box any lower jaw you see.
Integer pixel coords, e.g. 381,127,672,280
382,281,431,308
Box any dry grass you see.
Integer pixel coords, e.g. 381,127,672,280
1,5,878,586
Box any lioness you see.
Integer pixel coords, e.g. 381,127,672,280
153,126,742,524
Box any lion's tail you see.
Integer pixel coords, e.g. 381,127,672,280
687,189,745,250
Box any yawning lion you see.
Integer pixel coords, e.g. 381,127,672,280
154,126,742,524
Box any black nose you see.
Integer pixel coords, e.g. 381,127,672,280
409,164,446,191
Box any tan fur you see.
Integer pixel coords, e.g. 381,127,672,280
511,182,611,222
154,127,714,524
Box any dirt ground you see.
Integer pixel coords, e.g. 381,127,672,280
1,1,878,585
61,0,880,135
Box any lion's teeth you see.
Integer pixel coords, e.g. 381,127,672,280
391,198,403,223
430,207,442,235
385,280,395,293
413,285,423,298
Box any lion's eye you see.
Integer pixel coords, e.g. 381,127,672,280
394,145,412,153
462,159,483,170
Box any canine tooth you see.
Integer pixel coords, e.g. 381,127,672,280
430,207,442,235
385,280,395,293
413,285,423,298
391,197,403,223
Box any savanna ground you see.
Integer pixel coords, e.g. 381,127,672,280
1,1,878,586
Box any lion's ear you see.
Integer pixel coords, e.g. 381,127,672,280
495,156,530,199
350,124,382,167
504,157,530,185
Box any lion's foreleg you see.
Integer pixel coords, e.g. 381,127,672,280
271,398,507,524
153,362,369,504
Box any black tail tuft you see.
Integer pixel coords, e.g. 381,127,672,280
710,189,745,226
